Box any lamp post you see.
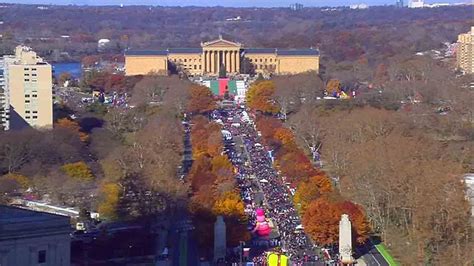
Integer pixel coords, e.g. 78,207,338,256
239,241,244,265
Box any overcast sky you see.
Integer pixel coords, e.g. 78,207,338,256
0,0,467,7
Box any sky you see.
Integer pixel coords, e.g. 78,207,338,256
0,0,467,7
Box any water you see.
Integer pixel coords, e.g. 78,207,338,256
52,62,82,78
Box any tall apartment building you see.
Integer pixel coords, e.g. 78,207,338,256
0,62,9,130
456,27,474,74
2,46,53,130
0,89,9,130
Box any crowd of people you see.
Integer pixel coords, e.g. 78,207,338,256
212,107,323,265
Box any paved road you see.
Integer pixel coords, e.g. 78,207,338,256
357,241,389,266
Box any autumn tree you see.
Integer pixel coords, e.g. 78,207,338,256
325,79,341,95
2,173,30,188
61,161,94,181
246,80,280,114
213,191,250,247
302,197,341,246
274,127,296,147
55,118,89,142
294,174,332,214
98,182,121,220
337,201,370,244
58,72,72,86
187,85,216,114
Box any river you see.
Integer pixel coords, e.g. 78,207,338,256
52,62,82,78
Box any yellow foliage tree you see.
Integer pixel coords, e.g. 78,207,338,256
98,182,121,220
2,173,30,188
61,161,94,181
213,191,245,219
326,79,341,95
211,155,234,179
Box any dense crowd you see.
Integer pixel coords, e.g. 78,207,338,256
212,107,323,265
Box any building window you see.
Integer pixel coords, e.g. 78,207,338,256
33,116,38,119
32,95,37,98
24,68,30,71
31,68,37,71
194,65,197,70
24,73,30,76
33,111,38,114
260,59,263,62
199,65,202,70
25,100,30,103
32,79,37,82
24,79,30,82
38,250,46,263
25,116,30,119
32,73,37,76
25,94,30,97
25,110,30,114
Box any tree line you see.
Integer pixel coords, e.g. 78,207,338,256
245,65,473,264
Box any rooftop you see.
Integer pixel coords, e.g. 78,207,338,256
169,48,203,54
244,48,276,54
277,49,320,56
125,50,168,56
0,205,71,241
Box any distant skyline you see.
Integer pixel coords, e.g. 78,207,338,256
0,0,470,7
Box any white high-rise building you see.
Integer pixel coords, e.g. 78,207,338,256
409,0,424,8
2,46,53,130
0,59,9,130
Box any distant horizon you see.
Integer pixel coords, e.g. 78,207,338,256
0,0,472,7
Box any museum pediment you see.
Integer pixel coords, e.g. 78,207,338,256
201,37,242,48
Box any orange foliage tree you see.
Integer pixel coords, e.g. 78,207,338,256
302,197,342,246
274,127,296,147
187,113,251,251
246,80,280,114
55,118,89,142
337,201,371,244
303,197,370,246
187,85,216,114
276,151,317,183
190,116,223,158
294,174,333,214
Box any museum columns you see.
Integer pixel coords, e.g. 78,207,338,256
236,51,240,73
225,51,230,73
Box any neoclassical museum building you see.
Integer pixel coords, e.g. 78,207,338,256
124,36,319,76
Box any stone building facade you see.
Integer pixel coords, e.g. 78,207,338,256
125,37,319,76
0,205,71,266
